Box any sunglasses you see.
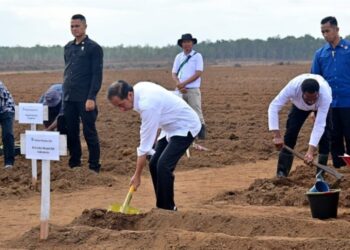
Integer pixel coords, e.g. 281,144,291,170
71,25,81,28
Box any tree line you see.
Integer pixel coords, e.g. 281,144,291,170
1,34,349,71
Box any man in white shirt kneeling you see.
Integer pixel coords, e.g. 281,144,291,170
107,80,201,210
268,74,332,177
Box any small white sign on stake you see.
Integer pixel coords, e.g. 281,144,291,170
18,103,44,124
21,131,67,240
25,131,60,161
16,104,48,189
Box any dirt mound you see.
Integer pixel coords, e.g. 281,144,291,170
8,208,350,249
50,165,116,192
0,159,33,198
0,158,116,199
212,164,350,207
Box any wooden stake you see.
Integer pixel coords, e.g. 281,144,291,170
31,124,38,187
31,176,38,191
40,160,50,240
31,160,37,189
40,220,49,240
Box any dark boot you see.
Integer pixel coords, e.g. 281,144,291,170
89,163,101,174
276,152,294,177
316,154,328,177
197,124,206,140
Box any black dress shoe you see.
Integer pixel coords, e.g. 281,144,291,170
89,163,101,173
276,170,287,178
69,162,81,168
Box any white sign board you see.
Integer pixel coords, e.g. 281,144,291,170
18,103,44,124
25,131,60,160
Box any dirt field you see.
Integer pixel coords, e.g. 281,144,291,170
1,64,350,249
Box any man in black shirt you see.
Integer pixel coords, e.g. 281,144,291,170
63,14,103,173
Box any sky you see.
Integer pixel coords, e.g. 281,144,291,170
1,0,350,47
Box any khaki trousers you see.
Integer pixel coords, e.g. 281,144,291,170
182,88,205,124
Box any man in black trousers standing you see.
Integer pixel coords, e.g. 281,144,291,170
63,14,103,173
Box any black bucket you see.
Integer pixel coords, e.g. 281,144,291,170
306,189,341,219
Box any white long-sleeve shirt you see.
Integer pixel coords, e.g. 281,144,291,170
268,73,332,147
133,82,201,156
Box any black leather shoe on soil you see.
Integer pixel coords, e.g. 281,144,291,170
276,170,287,178
89,164,101,174
69,158,81,168
69,163,81,168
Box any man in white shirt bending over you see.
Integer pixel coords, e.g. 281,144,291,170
107,80,201,211
172,33,206,139
268,74,332,177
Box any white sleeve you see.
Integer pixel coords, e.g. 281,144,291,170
172,54,180,74
137,108,160,156
268,83,294,130
309,94,331,147
196,53,204,71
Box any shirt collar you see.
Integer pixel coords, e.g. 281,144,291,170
133,88,140,112
182,50,196,56
338,39,350,50
324,43,331,50
325,38,346,50
73,35,89,45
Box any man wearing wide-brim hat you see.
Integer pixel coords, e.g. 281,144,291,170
172,33,206,139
